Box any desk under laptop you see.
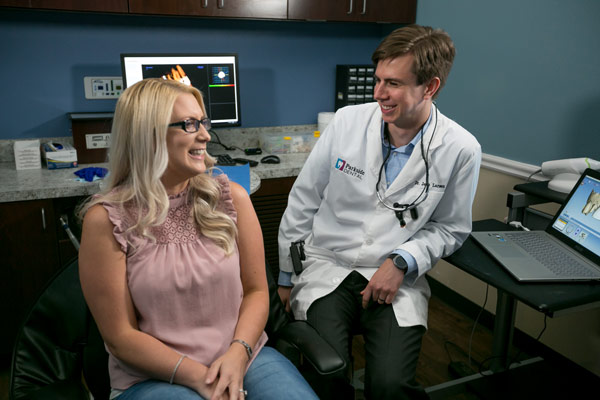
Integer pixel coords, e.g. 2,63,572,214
426,219,600,399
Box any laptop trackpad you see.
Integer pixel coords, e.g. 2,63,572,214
493,245,528,258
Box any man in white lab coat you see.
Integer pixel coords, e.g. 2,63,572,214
278,25,481,399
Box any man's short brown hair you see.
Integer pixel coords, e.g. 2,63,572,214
372,25,455,98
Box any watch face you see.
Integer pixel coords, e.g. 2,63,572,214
393,255,408,271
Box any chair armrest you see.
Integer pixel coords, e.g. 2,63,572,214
273,321,346,375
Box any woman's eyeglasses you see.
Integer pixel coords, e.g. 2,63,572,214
168,118,211,133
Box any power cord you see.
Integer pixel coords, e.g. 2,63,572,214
527,168,543,182
477,314,548,375
468,284,490,368
443,283,492,377
441,284,490,378
444,341,470,363
507,313,548,367
208,129,244,152
508,221,531,231
445,341,481,378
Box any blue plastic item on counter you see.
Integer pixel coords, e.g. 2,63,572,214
212,164,250,194
74,167,108,182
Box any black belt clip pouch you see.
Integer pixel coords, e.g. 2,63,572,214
290,240,306,275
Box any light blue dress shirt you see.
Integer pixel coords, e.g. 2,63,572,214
381,110,432,286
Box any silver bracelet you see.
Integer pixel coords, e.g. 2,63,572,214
169,355,187,384
231,339,253,360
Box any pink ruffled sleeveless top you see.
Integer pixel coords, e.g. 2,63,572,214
101,175,267,390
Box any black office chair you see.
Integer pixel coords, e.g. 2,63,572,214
9,258,345,399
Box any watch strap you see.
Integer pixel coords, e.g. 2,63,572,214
387,253,409,272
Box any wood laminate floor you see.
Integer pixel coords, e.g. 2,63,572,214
351,294,524,400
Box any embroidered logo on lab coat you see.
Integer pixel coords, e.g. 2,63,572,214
335,158,364,180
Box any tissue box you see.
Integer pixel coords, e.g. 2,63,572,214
41,142,78,169
259,131,320,154
14,140,42,170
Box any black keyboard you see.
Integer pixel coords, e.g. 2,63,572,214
233,158,259,167
215,154,236,166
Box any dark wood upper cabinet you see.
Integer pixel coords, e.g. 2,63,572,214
1,0,416,23
288,0,357,22
359,0,417,23
129,0,287,20
288,0,417,23
0,0,128,13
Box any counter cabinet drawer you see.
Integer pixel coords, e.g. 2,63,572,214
0,196,85,356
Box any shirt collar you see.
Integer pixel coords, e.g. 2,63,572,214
380,106,434,152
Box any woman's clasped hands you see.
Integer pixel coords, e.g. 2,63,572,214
204,343,249,400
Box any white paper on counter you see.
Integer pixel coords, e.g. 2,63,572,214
14,139,42,170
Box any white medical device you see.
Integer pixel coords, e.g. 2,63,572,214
541,158,600,193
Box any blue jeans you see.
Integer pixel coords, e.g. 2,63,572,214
116,347,318,400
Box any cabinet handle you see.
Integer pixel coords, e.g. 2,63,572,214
218,0,224,9
41,207,46,230
202,0,208,8
347,0,354,15
361,0,367,15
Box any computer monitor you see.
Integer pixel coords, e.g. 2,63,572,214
120,53,241,128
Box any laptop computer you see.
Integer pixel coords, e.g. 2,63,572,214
471,168,600,282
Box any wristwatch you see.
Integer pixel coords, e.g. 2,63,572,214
388,253,409,273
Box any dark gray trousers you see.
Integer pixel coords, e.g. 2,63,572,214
305,271,429,400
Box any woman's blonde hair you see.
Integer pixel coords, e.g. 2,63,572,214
78,78,237,254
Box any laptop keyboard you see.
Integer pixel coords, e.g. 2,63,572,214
505,232,597,277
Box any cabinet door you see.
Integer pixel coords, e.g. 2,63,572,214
288,0,356,22
289,0,416,23
250,177,296,282
130,0,287,19
0,0,128,12
129,0,207,16
210,0,286,19
0,199,61,356
356,0,417,23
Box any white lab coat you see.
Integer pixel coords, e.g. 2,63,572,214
278,102,481,328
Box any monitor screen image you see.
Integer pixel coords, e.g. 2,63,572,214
120,53,241,128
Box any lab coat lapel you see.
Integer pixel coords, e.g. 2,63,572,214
366,113,384,178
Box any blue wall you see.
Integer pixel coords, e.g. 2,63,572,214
0,9,393,139
416,0,600,164
2,0,600,165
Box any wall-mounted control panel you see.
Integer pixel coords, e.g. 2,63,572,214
85,133,111,149
83,76,123,99
69,112,114,163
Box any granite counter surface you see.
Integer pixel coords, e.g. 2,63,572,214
0,151,308,203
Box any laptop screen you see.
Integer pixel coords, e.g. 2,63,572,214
548,170,600,261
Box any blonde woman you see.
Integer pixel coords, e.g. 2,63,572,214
79,78,317,400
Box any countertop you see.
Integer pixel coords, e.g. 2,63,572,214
0,151,309,203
